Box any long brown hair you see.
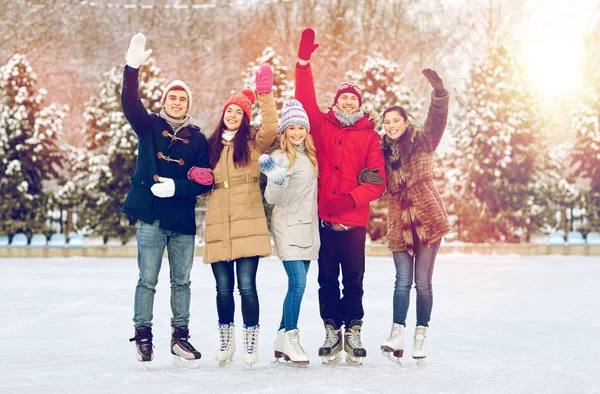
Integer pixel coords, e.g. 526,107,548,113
207,115,253,169
279,133,319,177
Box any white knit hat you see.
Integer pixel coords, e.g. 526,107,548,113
161,80,192,114
279,100,310,134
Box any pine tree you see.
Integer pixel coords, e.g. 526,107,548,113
447,43,547,242
345,53,422,243
74,60,166,242
241,47,295,126
0,54,67,236
570,80,600,231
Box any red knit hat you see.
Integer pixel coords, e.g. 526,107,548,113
333,81,362,107
222,89,256,120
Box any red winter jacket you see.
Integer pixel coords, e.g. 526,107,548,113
295,63,386,227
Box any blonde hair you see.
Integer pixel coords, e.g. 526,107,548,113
280,133,319,177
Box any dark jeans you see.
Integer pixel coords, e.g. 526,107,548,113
317,224,367,329
211,256,260,327
392,230,441,327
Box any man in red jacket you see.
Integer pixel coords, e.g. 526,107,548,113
295,28,386,365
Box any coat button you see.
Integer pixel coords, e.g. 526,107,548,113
328,214,331,218
332,190,336,194
334,166,339,170
141,181,145,185
338,141,342,146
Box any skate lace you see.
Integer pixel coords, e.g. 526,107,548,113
175,335,197,353
139,338,153,354
290,332,306,354
387,325,403,341
323,326,340,347
244,326,259,354
414,328,426,350
346,329,363,349
218,325,232,351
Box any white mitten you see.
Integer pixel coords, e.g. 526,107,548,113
126,33,152,69
150,177,175,198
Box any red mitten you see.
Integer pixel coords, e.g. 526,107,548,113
298,28,319,61
188,167,213,186
322,194,355,216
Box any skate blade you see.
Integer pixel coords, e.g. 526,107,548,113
321,352,341,365
415,358,426,366
345,353,363,366
139,361,152,370
217,359,234,367
282,354,309,366
381,348,403,365
172,355,201,369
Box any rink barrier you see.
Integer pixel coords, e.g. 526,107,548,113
1,243,599,258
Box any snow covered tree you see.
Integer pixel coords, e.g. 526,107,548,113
74,59,165,242
241,47,295,126
569,82,600,231
0,54,67,236
345,53,422,243
446,43,547,243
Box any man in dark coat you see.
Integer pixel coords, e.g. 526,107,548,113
122,33,213,366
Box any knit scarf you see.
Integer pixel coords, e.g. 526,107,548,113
332,106,365,127
295,141,306,153
159,110,192,135
222,129,237,142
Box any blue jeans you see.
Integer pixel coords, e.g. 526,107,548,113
211,256,260,327
278,260,310,331
392,234,441,327
134,220,195,329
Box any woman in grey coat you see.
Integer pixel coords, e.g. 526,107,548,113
259,100,319,365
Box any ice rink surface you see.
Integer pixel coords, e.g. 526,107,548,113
1,254,599,394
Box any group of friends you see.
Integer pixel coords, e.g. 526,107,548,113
123,28,451,368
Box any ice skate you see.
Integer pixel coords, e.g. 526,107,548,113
129,326,154,368
215,323,235,367
282,329,309,366
318,319,342,365
412,326,427,362
273,328,285,361
381,323,404,365
170,326,201,368
243,325,259,368
344,320,367,366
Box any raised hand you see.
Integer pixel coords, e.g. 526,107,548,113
259,154,285,185
298,28,320,61
422,68,444,94
255,64,274,95
126,33,152,69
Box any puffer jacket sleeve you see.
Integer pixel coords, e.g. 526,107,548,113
295,63,325,144
421,90,449,153
264,152,293,206
253,92,279,154
348,132,386,208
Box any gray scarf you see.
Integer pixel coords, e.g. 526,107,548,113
295,141,306,153
332,106,365,127
159,109,192,134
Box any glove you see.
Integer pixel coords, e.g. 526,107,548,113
298,28,319,61
422,68,445,96
150,177,175,198
126,33,152,69
358,168,384,185
322,194,355,216
258,154,285,185
255,64,274,95
188,167,213,186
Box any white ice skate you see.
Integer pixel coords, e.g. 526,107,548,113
319,320,342,365
381,323,404,365
344,320,367,366
243,325,260,368
412,326,427,363
215,323,235,367
282,329,309,366
273,328,285,361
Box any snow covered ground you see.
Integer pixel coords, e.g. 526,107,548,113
1,254,599,394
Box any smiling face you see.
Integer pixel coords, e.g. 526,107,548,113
383,110,410,140
223,104,244,131
163,89,189,120
284,124,308,145
335,93,360,114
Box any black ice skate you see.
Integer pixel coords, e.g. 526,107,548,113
171,326,201,368
318,319,343,365
344,320,367,365
130,326,154,367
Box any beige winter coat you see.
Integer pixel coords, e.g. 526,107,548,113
203,92,278,264
264,148,320,261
